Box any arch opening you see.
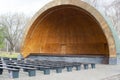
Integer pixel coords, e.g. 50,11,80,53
23,5,109,57
21,0,117,64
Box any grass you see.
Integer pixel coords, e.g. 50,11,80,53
0,51,19,58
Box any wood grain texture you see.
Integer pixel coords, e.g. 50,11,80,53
21,0,116,58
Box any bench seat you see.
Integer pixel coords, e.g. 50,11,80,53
0,67,19,78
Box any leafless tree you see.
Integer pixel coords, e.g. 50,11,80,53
107,0,120,35
0,27,5,49
84,0,120,38
0,13,30,53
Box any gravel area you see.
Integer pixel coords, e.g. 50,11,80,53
0,64,120,80
102,74,120,80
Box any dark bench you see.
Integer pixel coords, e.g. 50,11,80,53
91,63,96,69
18,62,64,74
19,64,51,75
35,62,66,74
8,64,36,77
0,67,19,78
7,59,96,75
58,62,73,72
0,63,36,77
49,62,73,72
38,66,51,75
27,63,64,74
72,62,81,71
24,61,77,72
82,63,96,69
51,65,64,73
21,67,36,76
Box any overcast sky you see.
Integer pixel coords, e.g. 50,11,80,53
0,0,52,16
0,0,114,16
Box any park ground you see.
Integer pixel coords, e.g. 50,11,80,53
0,52,120,80
0,51,19,58
0,64,120,80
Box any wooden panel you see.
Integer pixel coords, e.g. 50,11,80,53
22,5,109,57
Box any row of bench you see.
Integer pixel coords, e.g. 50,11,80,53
0,58,96,78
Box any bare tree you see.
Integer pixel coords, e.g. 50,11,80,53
106,0,120,35
0,13,30,53
84,0,120,38
0,27,5,49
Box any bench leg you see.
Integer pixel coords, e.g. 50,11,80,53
56,68,62,73
28,70,36,76
44,69,50,75
84,64,89,69
0,69,3,75
9,70,19,78
91,64,95,69
66,66,72,72
75,66,81,71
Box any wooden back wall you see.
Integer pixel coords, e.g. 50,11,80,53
21,5,109,57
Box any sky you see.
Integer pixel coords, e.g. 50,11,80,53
0,0,114,16
0,0,52,16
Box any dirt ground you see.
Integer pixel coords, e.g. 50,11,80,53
0,64,120,80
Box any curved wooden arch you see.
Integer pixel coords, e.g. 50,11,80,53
21,0,116,60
